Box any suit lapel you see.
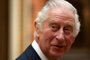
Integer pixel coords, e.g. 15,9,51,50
26,45,41,60
16,45,41,60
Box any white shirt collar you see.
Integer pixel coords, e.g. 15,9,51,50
32,40,48,60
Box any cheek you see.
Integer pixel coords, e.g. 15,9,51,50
65,35,75,52
39,29,55,47
66,34,75,43
42,29,55,41
39,30,55,53
66,35,75,47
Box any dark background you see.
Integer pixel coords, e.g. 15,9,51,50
0,0,8,60
67,0,90,48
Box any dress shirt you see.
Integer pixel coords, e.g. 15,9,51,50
32,40,48,60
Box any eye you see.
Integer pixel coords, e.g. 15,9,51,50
50,23,60,32
64,26,73,35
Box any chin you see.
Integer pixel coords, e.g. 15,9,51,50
49,51,64,59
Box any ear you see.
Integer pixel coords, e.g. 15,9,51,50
34,21,41,35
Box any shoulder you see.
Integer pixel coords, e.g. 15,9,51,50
16,45,32,60
16,45,41,60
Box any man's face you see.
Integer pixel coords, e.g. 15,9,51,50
36,8,75,60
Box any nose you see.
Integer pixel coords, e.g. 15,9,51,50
56,29,65,41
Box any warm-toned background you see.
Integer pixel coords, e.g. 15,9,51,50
0,0,90,60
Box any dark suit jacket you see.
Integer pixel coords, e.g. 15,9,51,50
16,45,41,60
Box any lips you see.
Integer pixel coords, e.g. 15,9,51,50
53,45,65,48
51,44,66,49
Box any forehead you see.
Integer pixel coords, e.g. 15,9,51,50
49,7,74,16
46,8,75,25
48,7,75,19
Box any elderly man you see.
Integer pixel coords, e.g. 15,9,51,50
16,0,80,60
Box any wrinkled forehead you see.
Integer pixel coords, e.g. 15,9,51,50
48,7,75,17
47,8,75,21
44,8,75,26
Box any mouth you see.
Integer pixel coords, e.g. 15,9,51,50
52,44,66,49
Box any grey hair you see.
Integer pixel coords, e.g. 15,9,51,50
34,0,80,38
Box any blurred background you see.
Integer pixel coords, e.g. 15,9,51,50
0,0,90,60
